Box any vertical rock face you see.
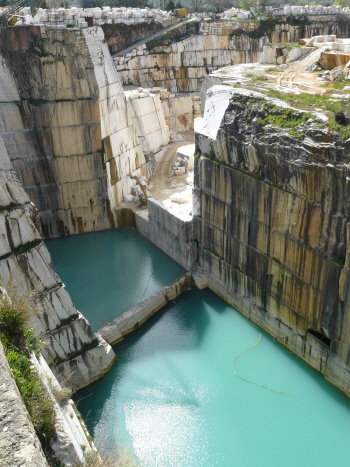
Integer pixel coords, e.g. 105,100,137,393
0,25,155,236
125,91,169,155
0,26,113,238
195,86,350,395
0,133,116,391
135,198,197,270
116,17,346,92
83,27,151,209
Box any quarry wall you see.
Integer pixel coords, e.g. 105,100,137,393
115,16,349,92
0,133,115,391
0,25,166,238
195,85,350,396
0,130,115,463
135,198,197,270
1,15,350,465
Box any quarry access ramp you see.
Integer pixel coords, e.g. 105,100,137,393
111,17,193,58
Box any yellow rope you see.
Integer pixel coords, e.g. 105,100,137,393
233,333,286,394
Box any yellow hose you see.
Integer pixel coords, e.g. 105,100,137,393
233,333,286,394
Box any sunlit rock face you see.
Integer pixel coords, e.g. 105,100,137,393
0,26,111,237
0,26,154,237
194,85,350,396
116,17,348,93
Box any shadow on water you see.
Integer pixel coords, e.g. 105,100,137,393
46,228,185,331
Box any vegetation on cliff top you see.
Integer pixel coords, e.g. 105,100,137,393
257,90,350,140
257,107,315,135
0,291,57,465
230,15,310,40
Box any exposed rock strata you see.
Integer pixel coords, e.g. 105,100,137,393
83,26,152,209
102,21,164,54
0,26,112,237
0,133,116,391
0,25,160,236
125,90,169,154
116,17,348,92
195,85,350,395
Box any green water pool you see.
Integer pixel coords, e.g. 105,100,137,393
46,228,185,331
76,288,350,467
47,229,350,467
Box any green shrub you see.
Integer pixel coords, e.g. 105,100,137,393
0,294,56,459
257,108,314,130
0,301,26,348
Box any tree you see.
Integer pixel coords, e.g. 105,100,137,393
238,0,286,17
209,0,235,13
165,0,176,10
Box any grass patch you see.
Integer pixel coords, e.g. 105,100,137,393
252,76,269,82
0,294,56,460
257,107,314,130
262,90,350,140
265,67,283,73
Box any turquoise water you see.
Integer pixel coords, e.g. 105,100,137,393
76,288,350,467
45,228,185,331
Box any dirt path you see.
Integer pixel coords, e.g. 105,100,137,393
119,131,195,220
276,47,328,91
150,131,194,203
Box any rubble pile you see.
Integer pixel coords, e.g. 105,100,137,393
169,131,186,142
124,176,151,203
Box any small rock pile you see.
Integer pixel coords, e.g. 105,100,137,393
124,176,151,203
170,152,189,176
318,65,350,81
169,131,186,142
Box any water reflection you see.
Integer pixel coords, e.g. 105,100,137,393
75,289,350,467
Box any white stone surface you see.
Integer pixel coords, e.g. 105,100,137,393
83,27,151,208
32,353,93,465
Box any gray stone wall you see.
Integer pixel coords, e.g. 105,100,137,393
136,198,197,271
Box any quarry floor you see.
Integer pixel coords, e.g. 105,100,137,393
216,46,350,111
120,130,194,221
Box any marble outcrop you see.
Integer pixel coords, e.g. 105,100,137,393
135,198,197,270
194,84,350,396
0,25,173,235
125,89,169,154
0,130,116,391
116,17,349,93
